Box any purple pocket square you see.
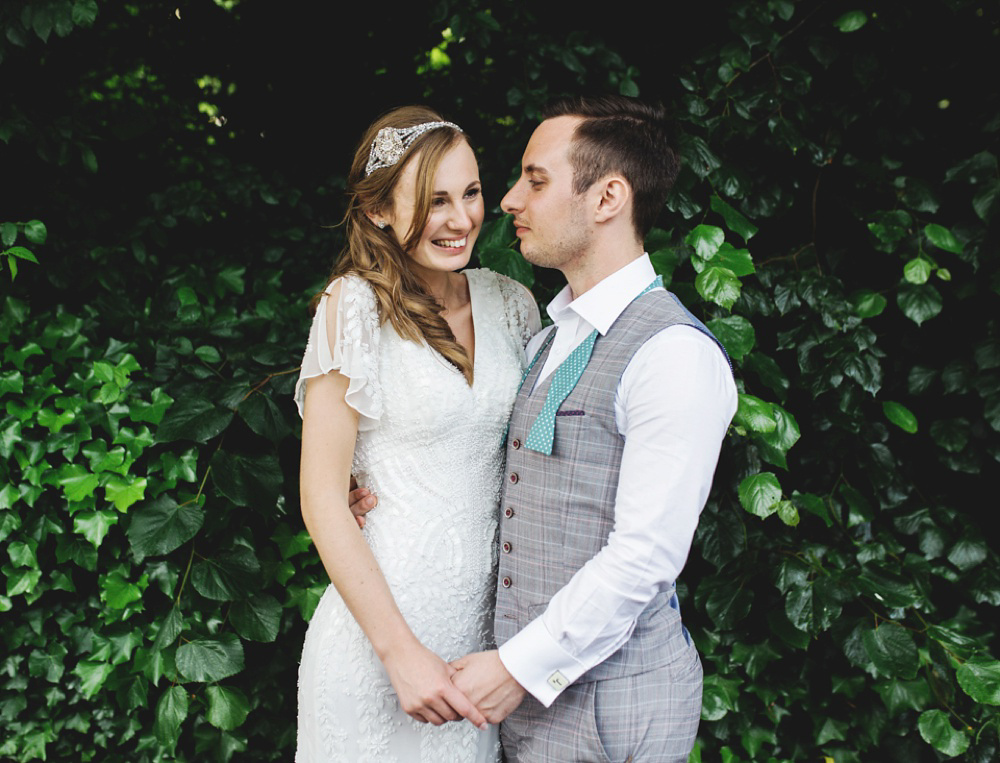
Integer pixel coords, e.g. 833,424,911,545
556,409,585,417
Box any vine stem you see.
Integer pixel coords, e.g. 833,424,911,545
174,543,196,607
240,366,301,403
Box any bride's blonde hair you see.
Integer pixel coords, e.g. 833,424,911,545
320,106,474,384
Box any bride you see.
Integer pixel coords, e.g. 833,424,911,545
293,106,540,761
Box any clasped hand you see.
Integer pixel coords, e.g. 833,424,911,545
382,641,489,730
449,650,526,725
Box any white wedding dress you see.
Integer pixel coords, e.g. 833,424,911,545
293,269,540,763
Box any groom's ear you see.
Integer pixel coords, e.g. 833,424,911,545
593,175,632,224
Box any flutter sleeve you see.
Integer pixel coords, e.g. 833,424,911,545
294,274,382,430
496,273,542,351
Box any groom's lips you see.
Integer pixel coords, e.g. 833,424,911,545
513,221,529,236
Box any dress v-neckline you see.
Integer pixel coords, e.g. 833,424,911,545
429,270,480,384
458,271,478,374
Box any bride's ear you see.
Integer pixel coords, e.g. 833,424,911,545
365,208,390,230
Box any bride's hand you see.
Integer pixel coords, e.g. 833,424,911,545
381,640,489,730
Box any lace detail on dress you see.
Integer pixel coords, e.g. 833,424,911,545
495,274,542,349
294,274,382,430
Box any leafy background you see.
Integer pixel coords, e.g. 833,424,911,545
2,0,998,760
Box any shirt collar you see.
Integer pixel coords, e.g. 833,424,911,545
544,253,658,336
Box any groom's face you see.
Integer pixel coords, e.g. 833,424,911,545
501,116,591,271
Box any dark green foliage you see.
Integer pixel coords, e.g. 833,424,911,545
1,1,998,761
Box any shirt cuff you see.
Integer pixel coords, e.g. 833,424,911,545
497,616,589,707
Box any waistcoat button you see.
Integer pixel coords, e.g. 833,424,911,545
504,507,514,518
501,576,512,588
502,541,511,553
512,438,521,450
509,473,519,484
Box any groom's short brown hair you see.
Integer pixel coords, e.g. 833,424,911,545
541,95,679,241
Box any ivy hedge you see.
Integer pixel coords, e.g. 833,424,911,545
1,0,998,761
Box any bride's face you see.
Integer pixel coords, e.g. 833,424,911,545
387,141,484,277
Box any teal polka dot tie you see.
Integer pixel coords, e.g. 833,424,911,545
524,276,663,455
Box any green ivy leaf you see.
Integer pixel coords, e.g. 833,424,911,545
756,403,801,470
882,401,918,434
205,685,251,731
104,475,147,512
678,135,722,178
7,540,38,568
917,709,970,757
903,258,932,285
956,656,1000,705
231,594,282,642
861,623,919,679
924,223,963,254
972,180,1000,222
73,510,118,548
834,10,868,32
191,547,260,601
215,266,246,296
6,567,42,596
734,394,777,433
156,398,233,443
714,243,755,277
793,491,832,527
175,633,244,682
700,575,753,628
948,536,987,571
23,220,47,244
126,495,204,560
239,393,291,443
700,673,741,721
5,246,38,263
28,643,68,682
695,265,742,309
897,284,943,326
706,315,755,362
775,500,799,526
648,248,680,283
153,606,184,651
685,224,725,260
153,685,188,748
0,222,15,246
853,290,887,319
73,660,114,699
130,387,174,425
710,195,758,241
57,464,100,502
100,570,148,609
738,472,782,519
211,450,283,508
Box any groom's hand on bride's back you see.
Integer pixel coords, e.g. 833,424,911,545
347,476,377,528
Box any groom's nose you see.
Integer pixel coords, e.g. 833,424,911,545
501,181,523,215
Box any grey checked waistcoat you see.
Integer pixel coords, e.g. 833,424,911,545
494,288,729,683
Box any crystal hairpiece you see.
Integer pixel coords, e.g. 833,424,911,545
364,121,462,177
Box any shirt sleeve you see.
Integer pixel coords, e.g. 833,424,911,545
498,325,738,706
294,275,383,430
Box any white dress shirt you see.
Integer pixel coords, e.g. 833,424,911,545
497,254,738,706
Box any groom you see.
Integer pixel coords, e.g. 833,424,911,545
448,95,737,761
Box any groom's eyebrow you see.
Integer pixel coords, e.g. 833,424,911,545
525,164,548,176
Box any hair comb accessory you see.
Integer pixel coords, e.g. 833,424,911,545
364,121,462,177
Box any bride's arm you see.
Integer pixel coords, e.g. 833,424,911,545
299,370,488,730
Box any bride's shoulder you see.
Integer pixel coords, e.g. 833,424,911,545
322,272,377,309
469,269,541,346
